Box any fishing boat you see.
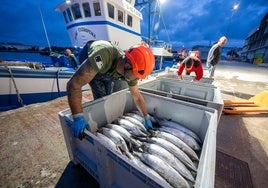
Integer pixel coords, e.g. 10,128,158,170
55,0,173,67
0,62,91,111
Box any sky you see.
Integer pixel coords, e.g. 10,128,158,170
0,0,267,49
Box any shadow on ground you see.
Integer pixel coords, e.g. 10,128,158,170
55,162,99,188
216,113,268,188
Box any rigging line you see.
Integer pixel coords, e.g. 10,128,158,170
158,2,171,44
151,0,160,39
38,1,52,53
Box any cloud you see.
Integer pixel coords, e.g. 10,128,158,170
0,0,267,49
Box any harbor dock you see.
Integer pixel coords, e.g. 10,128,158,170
0,61,267,188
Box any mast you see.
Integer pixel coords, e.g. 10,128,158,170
38,1,52,53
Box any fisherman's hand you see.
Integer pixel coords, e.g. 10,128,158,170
144,115,153,129
72,113,91,139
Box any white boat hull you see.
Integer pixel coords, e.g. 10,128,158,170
0,66,90,110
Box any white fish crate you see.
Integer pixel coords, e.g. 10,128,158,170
158,69,215,85
59,90,218,188
139,77,223,122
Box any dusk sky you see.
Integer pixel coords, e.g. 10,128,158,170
0,0,267,49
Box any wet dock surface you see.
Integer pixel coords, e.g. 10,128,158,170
0,61,267,188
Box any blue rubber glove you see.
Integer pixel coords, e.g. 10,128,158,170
72,113,90,139
144,115,153,129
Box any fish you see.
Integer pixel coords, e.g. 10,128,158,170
147,137,197,173
158,119,202,144
154,131,199,162
127,153,173,188
116,118,148,137
159,127,201,151
122,115,147,132
134,152,190,188
98,127,129,153
142,143,195,183
105,124,142,150
124,112,145,124
95,132,122,154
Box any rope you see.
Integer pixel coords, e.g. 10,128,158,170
56,69,62,97
7,67,24,106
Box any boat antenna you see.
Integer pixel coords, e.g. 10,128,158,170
38,1,52,54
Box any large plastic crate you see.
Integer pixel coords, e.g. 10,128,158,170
156,68,214,85
139,78,223,122
59,90,218,188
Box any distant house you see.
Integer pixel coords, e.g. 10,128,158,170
241,12,268,64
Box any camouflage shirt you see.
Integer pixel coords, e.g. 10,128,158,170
86,40,137,86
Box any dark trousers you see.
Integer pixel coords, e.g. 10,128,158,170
89,74,113,99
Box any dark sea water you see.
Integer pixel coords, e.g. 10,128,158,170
0,51,53,65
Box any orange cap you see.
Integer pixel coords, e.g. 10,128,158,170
125,44,155,79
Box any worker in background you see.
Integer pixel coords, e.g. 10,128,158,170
206,36,227,78
177,52,203,82
65,48,79,69
67,40,155,138
177,48,187,65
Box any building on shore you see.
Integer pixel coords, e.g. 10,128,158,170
240,12,268,64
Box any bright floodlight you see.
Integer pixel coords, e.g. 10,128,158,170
233,4,239,10
66,0,71,4
159,0,166,4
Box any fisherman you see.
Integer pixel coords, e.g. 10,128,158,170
206,36,227,78
65,48,79,69
177,54,203,82
67,40,155,138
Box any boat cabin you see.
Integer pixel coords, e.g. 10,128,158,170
55,0,142,50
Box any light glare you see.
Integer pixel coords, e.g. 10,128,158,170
233,4,239,10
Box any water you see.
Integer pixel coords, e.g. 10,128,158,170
0,51,53,65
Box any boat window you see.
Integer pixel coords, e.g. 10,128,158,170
118,10,124,23
107,3,114,19
127,15,132,27
63,11,69,23
93,2,101,16
71,3,82,19
82,3,91,17
66,8,73,22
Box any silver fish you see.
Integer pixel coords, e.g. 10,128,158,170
148,137,197,173
134,152,190,188
155,131,199,162
127,153,173,188
159,127,201,151
122,115,147,132
142,143,195,183
124,112,145,124
159,119,202,143
116,118,148,137
99,127,129,153
95,132,122,154
105,124,142,149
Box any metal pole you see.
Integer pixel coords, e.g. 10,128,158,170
148,0,151,46
38,1,52,53
226,4,239,38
